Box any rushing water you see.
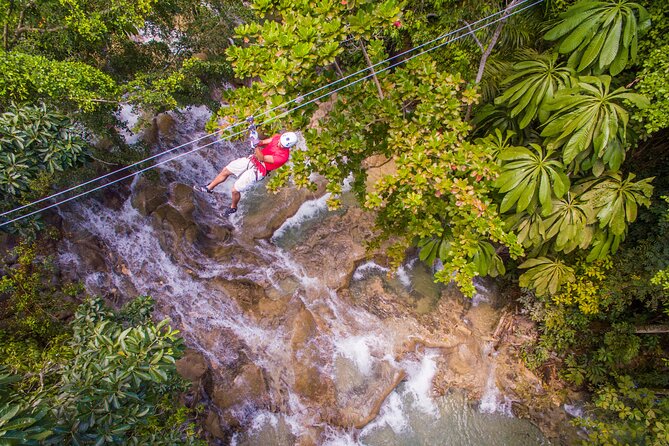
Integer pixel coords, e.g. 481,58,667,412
57,107,549,445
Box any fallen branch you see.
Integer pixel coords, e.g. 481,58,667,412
635,324,669,334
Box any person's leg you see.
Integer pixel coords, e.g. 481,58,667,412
207,167,232,190
224,169,259,215
230,187,241,209
200,158,247,192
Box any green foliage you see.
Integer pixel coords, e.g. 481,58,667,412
519,256,575,296
293,57,520,296
494,52,575,129
634,45,669,134
550,258,611,314
0,0,156,50
217,0,402,131
0,334,72,391
504,173,652,292
542,75,649,173
544,0,651,75
125,72,188,113
0,294,203,445
48,296,194,445
0,51,118,112
495,143,570,214
519,191,669,394
0,241,79,341
0,367,54,445
581,172,653,236
0,103,89,212
56,0,155,42
539,190,596,253
576,376,669,445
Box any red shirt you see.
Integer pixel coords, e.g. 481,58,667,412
250,134,290,176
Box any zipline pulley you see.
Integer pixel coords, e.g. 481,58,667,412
246,116,260,149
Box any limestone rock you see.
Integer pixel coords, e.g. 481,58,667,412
176,349,209,382
204,410,227,439
212,363,268,411
131,177,168,216
239,179,327,241
290,206,375,290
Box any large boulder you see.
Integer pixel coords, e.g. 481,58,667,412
176,348,209,383
289,206,375,290
131,177,168,216
289,305,336,406
239,180,327,241
211,363,269,411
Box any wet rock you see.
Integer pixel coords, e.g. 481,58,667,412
212,279,266,312
131,177,168,216
154,113,178,145
239,179,327,241
289,306,337,405
171,183,196,215
255,296,290,323
99,186,130,211
334,360,406,429
290,306,317,349
149,184,208,260
204,410,227,440
212,364,268,411
152,202,196,255
194,225,236,261
176,349,209,382
208,278,289,325
65,229,107,273
290,206,375,290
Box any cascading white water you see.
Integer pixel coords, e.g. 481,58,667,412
57,106,550,445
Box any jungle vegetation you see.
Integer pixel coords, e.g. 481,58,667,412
1,0,669,444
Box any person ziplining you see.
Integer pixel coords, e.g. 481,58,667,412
195,117,298,216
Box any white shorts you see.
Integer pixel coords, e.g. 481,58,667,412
225,157,264,192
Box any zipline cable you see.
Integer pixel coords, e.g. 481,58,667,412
0,119,244,219
0,0,543,228
0,0,537,219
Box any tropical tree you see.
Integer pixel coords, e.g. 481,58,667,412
541,75,649,174
0,103,89,215
541,191,596,253
1,0,156,51
494,52,575,128
0,367,53,445
308,57,521,296
544,0,651,75
494,143,570,214
49,296,191,444
216,0,402,132
519,256,575,296
576,376,669,445
0,52,118,112
581,172,653,236
634,44,669,134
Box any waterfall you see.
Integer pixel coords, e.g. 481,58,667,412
57,106,549,445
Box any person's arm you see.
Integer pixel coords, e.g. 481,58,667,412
254,146,274,164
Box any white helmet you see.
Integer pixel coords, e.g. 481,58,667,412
280,132,298,148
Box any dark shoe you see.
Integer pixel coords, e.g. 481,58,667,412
222,207,237,217
194,185,212,194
